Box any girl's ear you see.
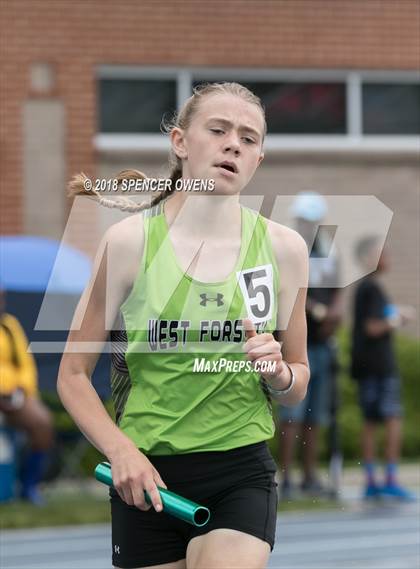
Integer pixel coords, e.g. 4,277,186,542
257,152,264,166
170,127,188,160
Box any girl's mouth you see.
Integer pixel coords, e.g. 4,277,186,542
215,163,238,177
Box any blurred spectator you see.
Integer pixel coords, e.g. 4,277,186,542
351,237,416,501
278,192,343,499
0,290,54,504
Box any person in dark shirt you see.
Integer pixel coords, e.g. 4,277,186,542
278,192,342,499
351,236,415,501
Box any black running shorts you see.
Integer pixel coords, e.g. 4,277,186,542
358,375,403,422
110,441,278,568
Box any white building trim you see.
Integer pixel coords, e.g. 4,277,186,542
95,66,420,153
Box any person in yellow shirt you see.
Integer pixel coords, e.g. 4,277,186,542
0,291,54,504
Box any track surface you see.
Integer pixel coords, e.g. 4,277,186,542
1,502,419,569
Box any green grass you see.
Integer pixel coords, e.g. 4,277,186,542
0,493,111,530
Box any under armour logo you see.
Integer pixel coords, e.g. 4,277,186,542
114,545,120,554
200,293,224,307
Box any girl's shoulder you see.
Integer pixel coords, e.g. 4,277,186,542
244,207,303,253
105,212,145,257
263,216,308,265
101,212,145,290
106,211,144,242
262,216,309,292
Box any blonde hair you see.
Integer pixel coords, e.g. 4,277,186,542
68,82,266,212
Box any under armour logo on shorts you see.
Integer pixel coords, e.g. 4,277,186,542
199,293,224,307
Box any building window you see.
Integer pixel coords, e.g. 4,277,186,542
362,83,420,135
99,79,177,133
194,81,346,135
96,69,420,151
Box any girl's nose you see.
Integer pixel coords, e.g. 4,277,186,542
223,135,241,154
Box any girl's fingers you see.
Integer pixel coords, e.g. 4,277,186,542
119,482,135,507
244,330,276,350
243,318,257,339
154,471,168,490
248,342,281,359
144,480,164,513
252,355,282,376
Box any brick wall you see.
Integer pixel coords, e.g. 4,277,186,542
0,1,419,322
1,1,419,235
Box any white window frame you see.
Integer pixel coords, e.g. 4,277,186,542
94,66,420,153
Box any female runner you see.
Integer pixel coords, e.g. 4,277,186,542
58,82,309,569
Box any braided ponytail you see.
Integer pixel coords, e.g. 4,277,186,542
68,170,149,212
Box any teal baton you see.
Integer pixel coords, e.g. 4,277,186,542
95,462,210,527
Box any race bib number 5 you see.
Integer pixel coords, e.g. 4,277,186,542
237,264,274,325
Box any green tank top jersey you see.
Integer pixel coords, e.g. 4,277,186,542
110,201,280,455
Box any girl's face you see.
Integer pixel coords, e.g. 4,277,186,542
171,93,265,195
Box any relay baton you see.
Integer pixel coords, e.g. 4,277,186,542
95,462,210,527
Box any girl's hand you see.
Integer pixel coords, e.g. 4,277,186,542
243,318,291,389
108,441,167,512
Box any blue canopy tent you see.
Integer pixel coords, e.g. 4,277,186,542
0,235,92,293
0,236,111,399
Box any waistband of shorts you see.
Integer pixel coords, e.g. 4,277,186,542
144,440,269,465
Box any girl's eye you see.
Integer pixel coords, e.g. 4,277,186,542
210,128,224,134
243,137,256,144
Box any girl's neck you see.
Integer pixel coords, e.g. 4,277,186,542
163,191,241,237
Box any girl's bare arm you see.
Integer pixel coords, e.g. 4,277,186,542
270,222,310,406
57,214,167,512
